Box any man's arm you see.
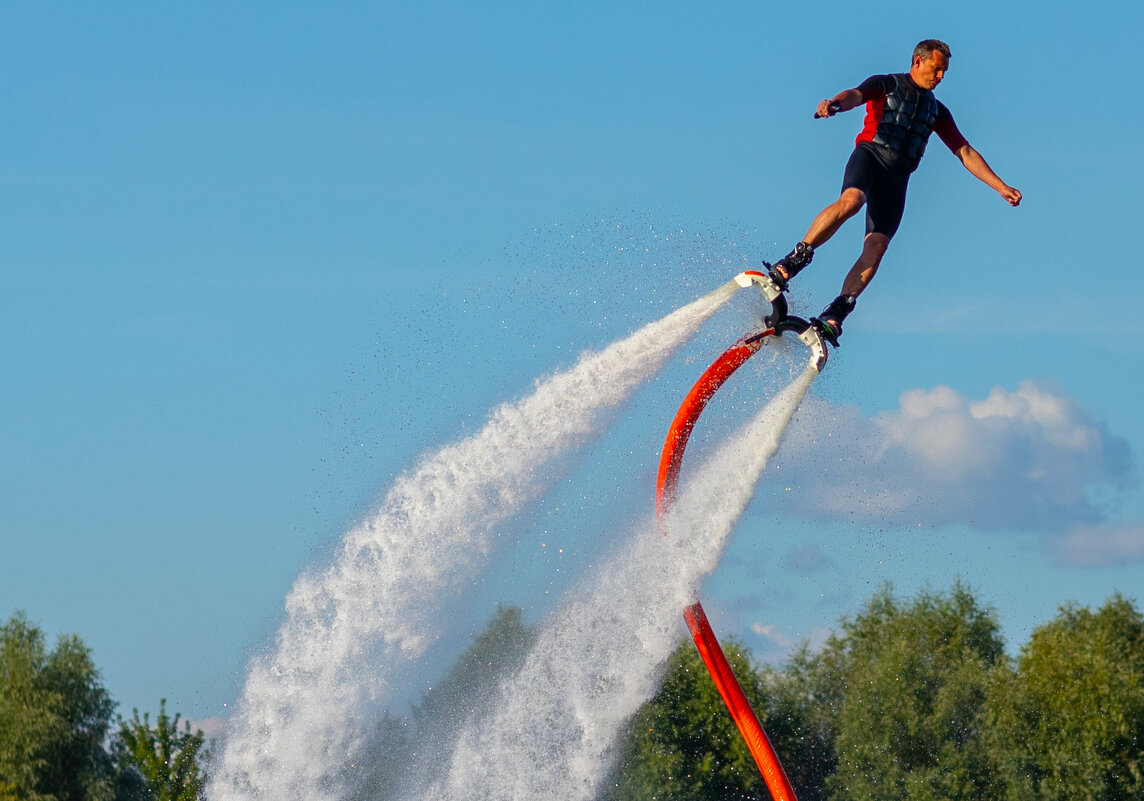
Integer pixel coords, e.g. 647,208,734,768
817,75,895,118
954,143,1022,206
816,88,864,119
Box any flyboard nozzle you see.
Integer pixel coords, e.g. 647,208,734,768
797,326,829,373
733,270,784,302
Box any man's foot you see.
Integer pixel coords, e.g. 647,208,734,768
812,316,842,347
765,241,814,292
811,294,856,348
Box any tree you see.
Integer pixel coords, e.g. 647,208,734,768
0,611,115,801
604,637,770,801
988,593,1144,801
347,604,537,800
414,604,537,730
818,582,1008,801
758,642,840,801
112,700,208,801
344,712,412,801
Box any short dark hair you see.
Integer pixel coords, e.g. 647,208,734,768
913,39,951,62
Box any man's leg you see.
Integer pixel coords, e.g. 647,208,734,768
769,188,867,286
840,232,890,297
812,232,890,346
770,144,881,289
803,188,868,249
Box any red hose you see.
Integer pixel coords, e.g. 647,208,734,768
657,328,800,801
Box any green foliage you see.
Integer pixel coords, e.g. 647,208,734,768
603,638,769,801
8,586,1142,801
988,593,1144,801
112,700,208,801
415,604,537,730
820,582,1008,801
348,604,536,800
758,643,839,801
344,712,412,801
0,612,115,801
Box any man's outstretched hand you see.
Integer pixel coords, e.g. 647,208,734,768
1000,185,1022,206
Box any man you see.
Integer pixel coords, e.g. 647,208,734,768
767,39,1021,346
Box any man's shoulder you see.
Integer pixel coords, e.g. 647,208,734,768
856,73,897,98
866,72,912,83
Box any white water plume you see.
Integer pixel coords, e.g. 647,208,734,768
419,365,818,801
208,280,743,801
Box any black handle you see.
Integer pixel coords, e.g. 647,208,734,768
814,100,843,119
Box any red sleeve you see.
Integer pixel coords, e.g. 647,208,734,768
934,102,968,153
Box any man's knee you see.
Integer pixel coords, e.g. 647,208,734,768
865,232,890,252
836,188,866,216
861,233,890,265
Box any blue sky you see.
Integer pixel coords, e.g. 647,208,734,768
3,1,1142,730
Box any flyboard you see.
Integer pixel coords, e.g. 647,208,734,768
656,269,822,801
657,270,826,517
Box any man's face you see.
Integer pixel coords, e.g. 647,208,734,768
912,50,949,90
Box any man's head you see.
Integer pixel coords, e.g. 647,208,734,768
910,39,951,90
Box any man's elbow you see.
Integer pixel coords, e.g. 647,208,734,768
843,88,865,109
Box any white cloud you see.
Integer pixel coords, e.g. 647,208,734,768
804,626,832,652
1049,522,1144,567
750,623,795,650
748,623,833,662
767,380,1136,535
189,716,226,738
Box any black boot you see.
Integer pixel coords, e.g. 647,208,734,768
811,294,856,347
765,241,814,292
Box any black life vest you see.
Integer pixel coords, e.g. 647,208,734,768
870,74,940,171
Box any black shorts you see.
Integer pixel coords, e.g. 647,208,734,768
841,143,912,239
